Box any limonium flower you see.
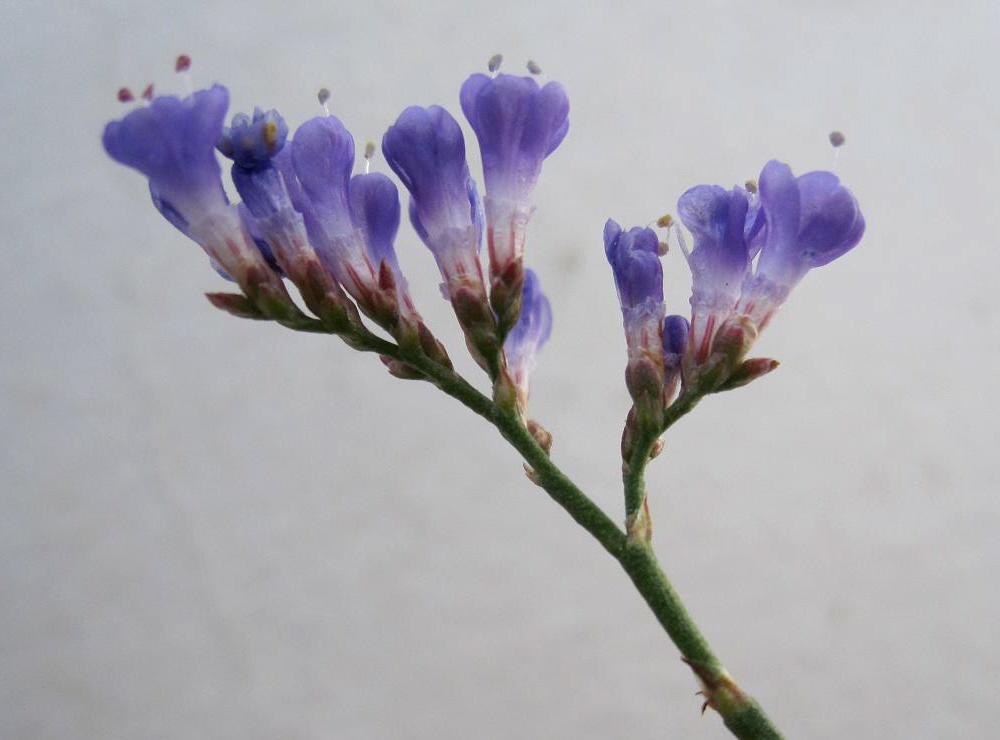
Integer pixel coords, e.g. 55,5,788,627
676,184,753,365
604,219,666,411
737,161,865,328
661,313,689,402
382,105,485,295
217,107,308,270
460,70,569,333
102,85,293,315
347,170,421,321
219,106,377,325
382,104,500,372
282,117,385,308
674,160,864,383
503,269,553,412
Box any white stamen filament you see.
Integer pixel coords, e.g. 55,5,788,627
675,224,691,264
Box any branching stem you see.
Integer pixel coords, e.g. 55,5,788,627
278,315,784,739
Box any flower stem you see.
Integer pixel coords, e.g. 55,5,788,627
282,316,784,739
624,390,704,521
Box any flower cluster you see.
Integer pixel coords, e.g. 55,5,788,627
103,57,564,411
103,59,864,436
606,160,864,420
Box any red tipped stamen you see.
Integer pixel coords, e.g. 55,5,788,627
142,83,155,101
117,87,134,103
175,54,192,73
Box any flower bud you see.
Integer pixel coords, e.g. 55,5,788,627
716,357,780,392
710,315,759,368
205,292,265,320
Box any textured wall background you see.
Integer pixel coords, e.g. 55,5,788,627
2,1,998,738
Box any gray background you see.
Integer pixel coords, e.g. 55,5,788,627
2,0,998,738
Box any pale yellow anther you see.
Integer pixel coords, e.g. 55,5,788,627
263,121,278,151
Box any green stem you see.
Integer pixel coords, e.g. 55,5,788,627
624,390,704,519
285,317,784,739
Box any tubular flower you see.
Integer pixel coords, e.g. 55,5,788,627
219,107,303,261
676,184,753,364
661,314,690,402
347,172,420,322
674,161,864,385
604,219,666,410
383,104,499,372
460,72,569,333
604,219,665,360
382,105,486,296
737,160,865,328
503,269,553,411
283,115,385,305
102,85,291,311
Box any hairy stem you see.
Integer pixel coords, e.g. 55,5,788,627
624,390,705,519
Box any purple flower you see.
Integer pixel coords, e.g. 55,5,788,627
290,115,356,238
661,313,690,401
277,114,393,305
219,108,294,222
103,85,229,226
382,105,485,292
661,314,690,371
102,85,280,287
460,72,569,206
738,161,865,327
460,72,569,285
217,106,289,171
676,184,751,363
214,107,317,284
604,219,665,361
504,269,553,407
348,172,418,319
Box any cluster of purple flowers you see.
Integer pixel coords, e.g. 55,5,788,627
103,59,563,410
103,58,863,423
606,160,864,417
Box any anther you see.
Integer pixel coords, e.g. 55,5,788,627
263,121,279,152
364,141,375,174
117,87,134,103
488,53,503,75
174,54,193,96
526,60,542,75
829,130,845,171
744,179,758,194
142,83,154,101
655,214,673,255
317,87,331,115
